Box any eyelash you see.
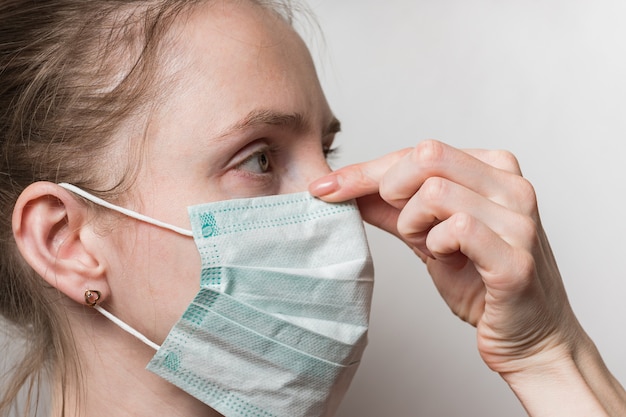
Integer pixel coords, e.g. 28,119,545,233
324,145,339,159
237,148,274,175
235,142,340,178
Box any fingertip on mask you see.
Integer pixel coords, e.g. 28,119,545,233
309,174,340,197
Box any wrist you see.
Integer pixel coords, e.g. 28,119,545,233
500,331,625,417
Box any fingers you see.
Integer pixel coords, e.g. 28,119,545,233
310,140,536,218
396,176,533,255
307,147,409,237
313,141,566,371
308,148,412,202
379,141,533,214
463,148,524,176
309,140,540,281
421,211,540,329
426,212,536,295
355,193,401,237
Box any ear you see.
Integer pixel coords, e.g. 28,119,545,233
12,181,109,307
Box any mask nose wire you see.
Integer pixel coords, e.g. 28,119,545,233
57,183,194,237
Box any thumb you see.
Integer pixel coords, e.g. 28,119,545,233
356,193,401,237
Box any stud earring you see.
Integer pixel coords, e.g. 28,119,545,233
84,289,102,307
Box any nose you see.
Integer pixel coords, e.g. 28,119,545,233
279,145,332,194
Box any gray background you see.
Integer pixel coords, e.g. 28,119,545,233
3,1,626,416
305,1,626,416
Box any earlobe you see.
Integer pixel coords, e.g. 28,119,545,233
12,181,109,307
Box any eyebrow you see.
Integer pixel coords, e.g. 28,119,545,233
216,109,341,138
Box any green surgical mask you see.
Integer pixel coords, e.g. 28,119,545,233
59,184,374,417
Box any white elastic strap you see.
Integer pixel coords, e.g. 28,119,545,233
58,183,194,237
94,305,161,351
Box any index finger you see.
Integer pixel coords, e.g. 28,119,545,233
308,148,412,202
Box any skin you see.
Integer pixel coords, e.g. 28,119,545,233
10,1,626,416
13,2,336,416
309,141,626,416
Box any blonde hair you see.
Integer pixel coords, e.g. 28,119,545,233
0,1,297,415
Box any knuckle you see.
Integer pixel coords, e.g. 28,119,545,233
420,176,449,203
396,213,427,245
378,174,394,201
511,177,539,216
396,217,414,240
413,139,446,169
515,214,541,250
490,149,522,174
451,211,474,235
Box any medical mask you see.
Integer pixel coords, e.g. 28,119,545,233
58,183,374,417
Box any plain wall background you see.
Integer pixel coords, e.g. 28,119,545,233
3,1,626,417
303,1,626,416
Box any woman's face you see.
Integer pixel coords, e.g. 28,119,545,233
103,1,337,347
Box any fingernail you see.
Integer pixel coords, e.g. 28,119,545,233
309,175,340,196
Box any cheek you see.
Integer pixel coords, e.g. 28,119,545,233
146,232,201,331
107,222,201,343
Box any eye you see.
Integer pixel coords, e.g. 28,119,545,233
238,149,271,174
323,145,339,159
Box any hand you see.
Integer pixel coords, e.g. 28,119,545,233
309,140,580,374
310,140,626,416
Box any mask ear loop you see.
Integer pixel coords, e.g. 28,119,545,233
84,290,161,351
58,182,186,351
58,183,194,237
63,183,183,352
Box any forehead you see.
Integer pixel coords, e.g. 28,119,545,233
173,1,317,90
191,1,296,46
149,1,330,135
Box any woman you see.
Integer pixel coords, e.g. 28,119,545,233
1,0,624,416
